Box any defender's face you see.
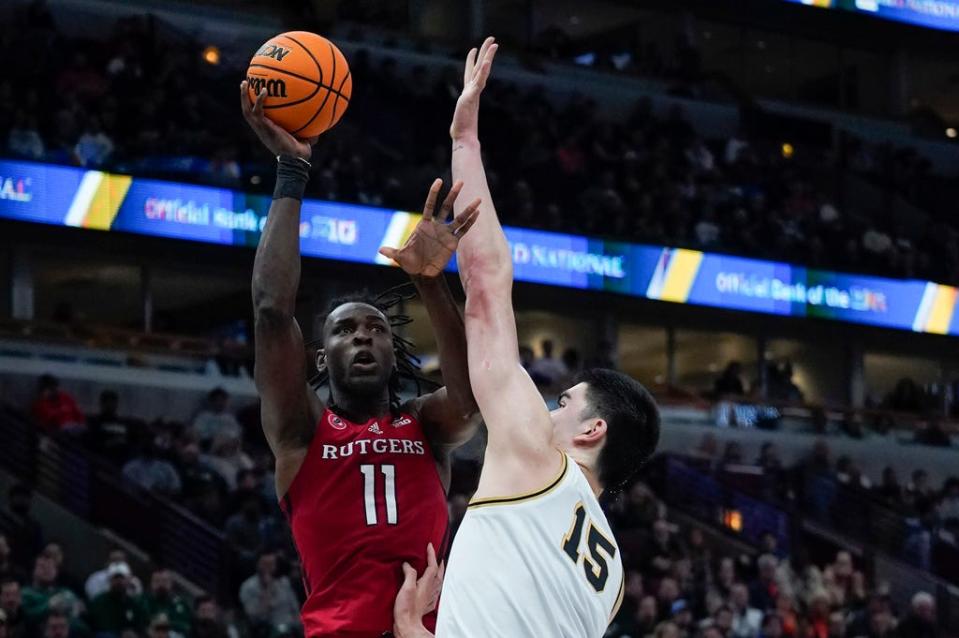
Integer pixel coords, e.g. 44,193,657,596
549,382,594,450
320,303,395,394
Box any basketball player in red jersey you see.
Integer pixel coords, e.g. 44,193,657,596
241,84,482,637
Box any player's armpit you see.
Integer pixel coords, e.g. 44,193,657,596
253,308,318,484
409,387,482,452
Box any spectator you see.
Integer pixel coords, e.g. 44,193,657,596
528,339,568,387
653,620,681,638
729,583,762,638
39,545,81,596
670,599,694,635
0,579,24,638
643,520,683,579
896,591,937,638
5,486,43,572
73,116,113,167
714,362,746,397
30,375,84,433
146,613,173,638
877,467,903,507
191,388,242,449
0,537,24,586
192,596,238,638
142,569,190,637
175,440,228,516
43,610,70,638
87,562,148,636
759,613,783,638
203,431,253,492
749,554,779,612
907,470,936,514
238,553,301,635
20,555,81,628
224,497,265,561
636,595,660,637
7,111,44,160
122,440,182,496
84,549,143,600
85,390,139,464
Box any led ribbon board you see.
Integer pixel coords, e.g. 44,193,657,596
783,0,959,32
1,159,956,335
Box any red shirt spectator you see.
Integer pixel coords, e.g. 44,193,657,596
31,375,84,432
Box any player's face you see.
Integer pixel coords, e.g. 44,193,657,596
321,303,396,394
548,382,604,451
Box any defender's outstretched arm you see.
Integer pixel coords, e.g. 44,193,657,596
451,39,557,471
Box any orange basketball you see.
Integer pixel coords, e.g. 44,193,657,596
246,31,352,138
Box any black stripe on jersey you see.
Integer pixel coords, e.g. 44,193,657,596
468,454,568,508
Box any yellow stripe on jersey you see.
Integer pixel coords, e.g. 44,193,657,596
609,575,626,622
468,453,568,509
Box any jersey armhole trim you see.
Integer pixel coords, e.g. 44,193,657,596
609,574,626,622
468,452,568,509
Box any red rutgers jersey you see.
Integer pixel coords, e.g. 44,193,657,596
280,407,449,637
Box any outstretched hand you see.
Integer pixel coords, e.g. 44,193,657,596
393,543,444,638
450,36,498,141
379,178,481,277
239,81,317,160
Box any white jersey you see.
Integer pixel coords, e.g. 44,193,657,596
436,453,624,637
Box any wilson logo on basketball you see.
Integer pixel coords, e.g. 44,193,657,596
328,413,347,430
391,417,412,429
256,44,292,62
246,76,287,98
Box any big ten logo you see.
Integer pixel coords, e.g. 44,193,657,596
0,176,32,203
246,76,287,98
255,43,292,62
309,216,357,245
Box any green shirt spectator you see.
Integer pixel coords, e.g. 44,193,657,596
20,556,81,626
142,570,191,636
87,563,148,635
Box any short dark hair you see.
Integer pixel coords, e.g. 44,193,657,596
309,285,433,414
576,368,660,493
46,610,69,624
193,594,214,610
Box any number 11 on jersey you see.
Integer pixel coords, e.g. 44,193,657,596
360,464,397,525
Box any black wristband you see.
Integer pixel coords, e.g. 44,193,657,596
273,155,311,201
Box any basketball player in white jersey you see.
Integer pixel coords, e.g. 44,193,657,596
392,37,661,638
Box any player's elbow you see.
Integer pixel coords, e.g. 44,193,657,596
253,302,294,335
460,258,512,303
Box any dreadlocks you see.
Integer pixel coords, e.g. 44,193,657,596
307,283,438,416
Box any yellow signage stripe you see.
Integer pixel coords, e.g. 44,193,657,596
926,285,958,335
659,249,704,302
83,173,132,230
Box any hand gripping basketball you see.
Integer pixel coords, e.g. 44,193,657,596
240,82,317,160
378,179,481,278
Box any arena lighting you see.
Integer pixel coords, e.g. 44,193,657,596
202,45,221,65
722,509,743,533
781,142,794,159
947,128,957,139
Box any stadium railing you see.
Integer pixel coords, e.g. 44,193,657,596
0,404,236,601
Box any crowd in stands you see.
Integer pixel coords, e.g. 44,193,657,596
603,481,943,638
3,3,959,286
1,502,246,638
684,434,958,589
9,366,955,637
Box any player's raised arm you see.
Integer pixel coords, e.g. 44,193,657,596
243,82,323,496
450,39,558,475
379,179,483,458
